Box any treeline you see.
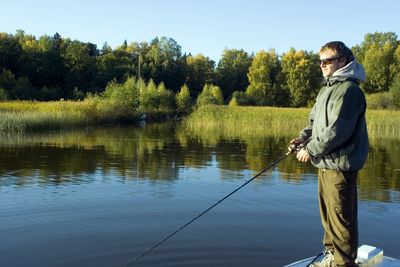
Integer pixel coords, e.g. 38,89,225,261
1,30,400,108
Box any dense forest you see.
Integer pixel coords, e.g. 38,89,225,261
1,30,399,109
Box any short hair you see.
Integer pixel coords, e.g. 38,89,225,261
320,41,354,65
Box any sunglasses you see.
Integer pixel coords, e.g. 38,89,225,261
320,57,341,65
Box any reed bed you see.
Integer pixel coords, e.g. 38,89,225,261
0,99,137,133
1,101,399,138
183,105,308,139
184,105,400,139
366,109,400,139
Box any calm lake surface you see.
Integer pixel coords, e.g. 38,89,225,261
1,122,399,267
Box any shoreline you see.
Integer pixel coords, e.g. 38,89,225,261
1,102,399,138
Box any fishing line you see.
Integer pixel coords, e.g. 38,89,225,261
124,143,303,266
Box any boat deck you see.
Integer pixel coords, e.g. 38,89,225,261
285,245,400,267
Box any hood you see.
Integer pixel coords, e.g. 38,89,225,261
326,60,366,84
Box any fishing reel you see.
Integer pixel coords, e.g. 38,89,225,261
287,139,310,155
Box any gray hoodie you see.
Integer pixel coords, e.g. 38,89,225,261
299,60,369,171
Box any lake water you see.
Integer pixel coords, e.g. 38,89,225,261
1,123,399,267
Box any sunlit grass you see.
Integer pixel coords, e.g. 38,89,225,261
0,99,138,133
183,105,307,141
183,105,400,140
366,109,400,139
2,101,399,137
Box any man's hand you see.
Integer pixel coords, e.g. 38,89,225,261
288,138,303,153
296,148,310,162
290,138,303,145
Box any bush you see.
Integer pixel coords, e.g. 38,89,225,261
157,82,175,112
176,84,192,114
139,79,175,119
0,88,8,100
228,95,239,106
38,86,63,101
0,69,16,90
102,76,140,115
139,79,157,112
230,91,254,106
196,84,224,106
12,76,34,100
389,75,400,109
366,92,393,109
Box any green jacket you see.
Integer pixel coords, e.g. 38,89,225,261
299,60,369,171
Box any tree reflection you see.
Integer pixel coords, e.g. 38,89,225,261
0,123,399,203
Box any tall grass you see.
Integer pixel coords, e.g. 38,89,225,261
184,105,400,139
366,109,400,138
184,105,308,137
0,99,138,133
0,77,181,133
2,101,399,137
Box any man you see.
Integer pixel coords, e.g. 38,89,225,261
291,41,369,267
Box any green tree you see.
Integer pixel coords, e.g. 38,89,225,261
0,68,35,100
12,76,34,99
0,87,7,100
127,41,150,81
0,32,23,75
280,48,320,107
215,49,252,100
102,76,140,112
138,79,174,116
229,91,253,106
390,45,400,85
139,79,157,113
0,68,15,100
96,43,133,90
352,32,398,62
35,34,66,97
228,95,239,106
96,52,119,88
352,32,399,93
13,30,41,84
157,82,175,112
196,84,224,106
146,37,186,92
0,69,16,91
246,49,279,105
362,42,397,93
389,74,400,109
185,54,215,97
176,84,192,114
61,39,98,94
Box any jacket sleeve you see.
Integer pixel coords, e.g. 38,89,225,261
299,104,315,141
306,85,366,157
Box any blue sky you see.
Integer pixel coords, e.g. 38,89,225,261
1,0,399,62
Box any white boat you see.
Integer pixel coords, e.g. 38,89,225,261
285,245,400,267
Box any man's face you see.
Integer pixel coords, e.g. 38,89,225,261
319,50,344,77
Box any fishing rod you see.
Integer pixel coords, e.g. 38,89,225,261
124,140,309,266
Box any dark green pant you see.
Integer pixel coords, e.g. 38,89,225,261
318,169,358,267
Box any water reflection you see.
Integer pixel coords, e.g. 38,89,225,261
1,122,400,267
1,122,399,203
